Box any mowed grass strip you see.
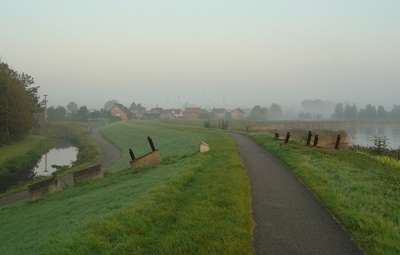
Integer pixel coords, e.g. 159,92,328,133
249,132,400,255
0,121,253,255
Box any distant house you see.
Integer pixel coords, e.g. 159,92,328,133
183,107,201,119
165,109,184,119
109,103,132,120
230,108,246,120
212,108,227,119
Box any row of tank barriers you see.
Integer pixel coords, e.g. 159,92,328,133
275,131,342,150
28,136,168,201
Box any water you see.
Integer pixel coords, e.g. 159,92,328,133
0,142,78,193
344,125,400,149
34,147,78,176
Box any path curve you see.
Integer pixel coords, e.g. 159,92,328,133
229,133,364,255
0,127,120,207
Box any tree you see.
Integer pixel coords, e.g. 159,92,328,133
377,105,387,120
66,101,78,113
0,62,42,143
130,102,146,111
332,103,344,119
365,104,377,119
269,103,283,120
344,104,357,119
104,99,119,110
77,105,89,121
54,106,67,121
250,105,268,121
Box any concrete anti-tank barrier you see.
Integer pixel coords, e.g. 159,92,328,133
130,150,162,169
73,164,104,183
28,176,67,201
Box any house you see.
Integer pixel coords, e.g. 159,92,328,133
109,103,132,120
165,109,184,119
183,107,201,119
212,108,227,119
230,108,246,120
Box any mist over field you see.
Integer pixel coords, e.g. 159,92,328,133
1,1,399,113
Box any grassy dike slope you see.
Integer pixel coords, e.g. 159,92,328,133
0,121,253,255
249,132,400,255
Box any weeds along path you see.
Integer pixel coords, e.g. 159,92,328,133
229,133,364,255
0,127,120,208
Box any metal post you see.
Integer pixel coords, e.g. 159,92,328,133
306,131,312,146
335,135,341,150
147,136,156,151
129,149,135,160
284,132,290,144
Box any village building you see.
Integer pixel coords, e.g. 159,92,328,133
109,103,132,120
230,108,246,120
183,107,201,119
212,108,227,119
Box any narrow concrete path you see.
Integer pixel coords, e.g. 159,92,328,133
0,128,120,208
229,133,364,255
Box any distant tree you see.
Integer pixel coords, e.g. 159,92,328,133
54,106,67,121
47,106,56,122
391,105,400,119
77,105,88,121
298,112,313,120
130,102,146,111
269,103,283,120
377,105,387,119
66,101,78,113
358,108,366,119
344,104,358,119
250,105,268,121
365,104,377,119
332,103,344,119
104,99,119,110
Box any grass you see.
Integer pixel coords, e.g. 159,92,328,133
0,135,47,164
249,132,400,255
0,121,253,255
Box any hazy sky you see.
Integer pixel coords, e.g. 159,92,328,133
1,1,399,111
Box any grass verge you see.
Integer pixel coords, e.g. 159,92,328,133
248,132,400,255
0,121,253,255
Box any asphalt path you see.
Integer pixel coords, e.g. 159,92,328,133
0,128,120,208
229,133,365,255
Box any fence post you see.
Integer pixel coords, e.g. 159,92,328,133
147,136,156,151
284,132,290,144
306,131,312,146
129,149,135,160
313,135,319,147
335,134,341,150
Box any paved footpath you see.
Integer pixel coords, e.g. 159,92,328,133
229,133,365,255
0,128,120,208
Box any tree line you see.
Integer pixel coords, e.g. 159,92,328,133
0,62,42,144
332,103,400,120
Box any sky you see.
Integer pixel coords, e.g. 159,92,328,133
1,1,399,112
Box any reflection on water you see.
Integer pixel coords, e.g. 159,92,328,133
0,140,78,193
344,125,400,149
34,147,78,176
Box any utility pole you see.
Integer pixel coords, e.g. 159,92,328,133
44,94,48,124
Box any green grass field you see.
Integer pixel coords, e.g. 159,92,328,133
0,121,253,255
249,132,400,255
0,136,46,164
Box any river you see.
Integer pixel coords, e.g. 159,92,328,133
0,141,78,193
344,125,400,149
